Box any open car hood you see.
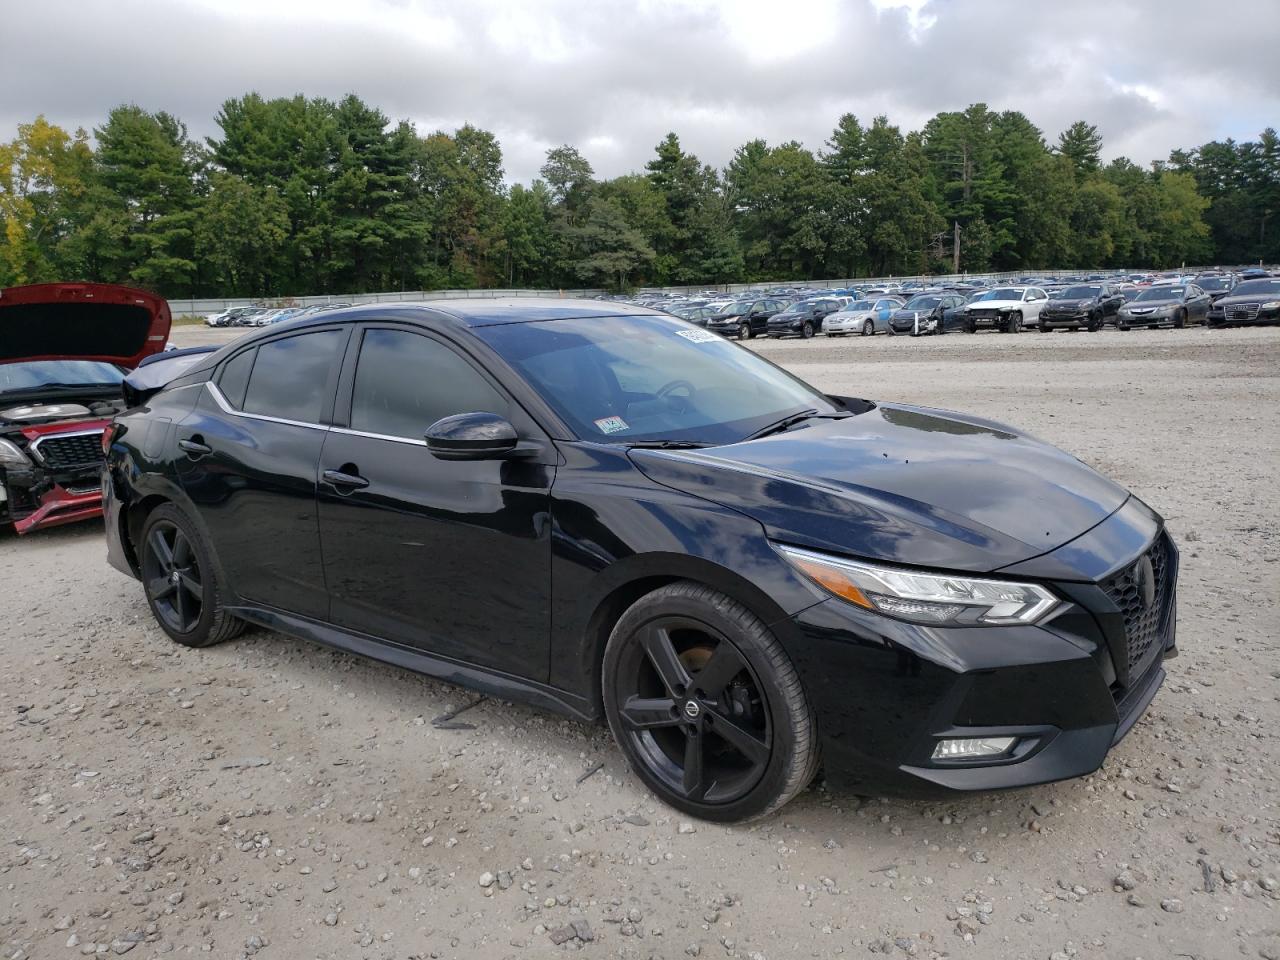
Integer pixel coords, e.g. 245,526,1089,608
0,282,172,370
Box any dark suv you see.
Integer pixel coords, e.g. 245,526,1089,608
706,299,785,340
766,299,842,339
1039,283,1126,331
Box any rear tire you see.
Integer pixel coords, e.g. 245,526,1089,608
602,582,820,822
140,504,244,648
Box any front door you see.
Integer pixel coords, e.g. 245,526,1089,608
316,325,555,681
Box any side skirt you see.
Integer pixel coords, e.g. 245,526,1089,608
225,604,598,723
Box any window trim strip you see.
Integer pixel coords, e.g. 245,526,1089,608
206,381,328,431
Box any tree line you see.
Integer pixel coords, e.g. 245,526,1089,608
1,94,1274,298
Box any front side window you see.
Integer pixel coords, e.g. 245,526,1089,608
242,330,344,423
350,329,508,440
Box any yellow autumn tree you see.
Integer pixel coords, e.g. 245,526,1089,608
0,116,92,285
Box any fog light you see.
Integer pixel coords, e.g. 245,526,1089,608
932,737,1017,761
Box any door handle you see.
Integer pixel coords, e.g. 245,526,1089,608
178,437,212,457
322,468,369,490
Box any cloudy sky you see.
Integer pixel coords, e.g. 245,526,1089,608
6,0,1278,183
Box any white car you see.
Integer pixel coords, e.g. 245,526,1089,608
963,286,1049,333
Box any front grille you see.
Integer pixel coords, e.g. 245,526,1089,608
1100,533,1174,677
1227,302,1260,320
969,310,1001,320
31,431,105,471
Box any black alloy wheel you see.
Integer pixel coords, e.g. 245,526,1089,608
738,321,751,341
861,319,874,336
1087,312,1101,332
603,583,819,821
801,321,815,339
140,504,244,647
143,520,204,634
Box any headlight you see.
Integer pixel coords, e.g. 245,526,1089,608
775,544,1062,626
1262,300,1280,309
0,438,31,467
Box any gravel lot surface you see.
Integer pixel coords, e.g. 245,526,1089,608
2,323,1278,960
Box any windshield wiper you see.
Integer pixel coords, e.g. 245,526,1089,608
743,408,852,442
624,439,713,449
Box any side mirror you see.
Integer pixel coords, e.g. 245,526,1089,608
425,412,519,461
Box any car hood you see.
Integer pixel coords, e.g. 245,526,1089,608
1047,298,1095,310
1215,291,1275,306
629,403,1130,574
967,299,1020,310
0,282,171,369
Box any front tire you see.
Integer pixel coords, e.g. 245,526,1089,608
1007,312,1022,334
602,582,820,822
861,319,874,336
800,321,814,339
738,322,751,341
140,504,244,648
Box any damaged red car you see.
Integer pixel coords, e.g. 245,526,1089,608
0,282,171,534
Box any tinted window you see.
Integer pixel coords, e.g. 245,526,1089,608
1231,278,1280,295
243,330,343,423
217,349,255,409
351,329,508,440
477,314,839,445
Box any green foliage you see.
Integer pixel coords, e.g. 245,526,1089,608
0,97,1252,297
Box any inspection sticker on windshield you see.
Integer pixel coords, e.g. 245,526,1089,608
594,415,630,434
675,328,719,343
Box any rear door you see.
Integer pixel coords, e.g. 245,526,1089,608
315,323,556,680
174,326,349,618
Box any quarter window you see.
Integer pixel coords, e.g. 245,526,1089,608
217,348,255,409
350,329,508,440
242,330,344,424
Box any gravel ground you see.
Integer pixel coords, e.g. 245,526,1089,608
2,323,1278,960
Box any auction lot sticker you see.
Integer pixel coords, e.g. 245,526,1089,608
594,415,629,434
676,328,720,343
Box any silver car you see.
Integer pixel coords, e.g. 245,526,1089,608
822,298,905,336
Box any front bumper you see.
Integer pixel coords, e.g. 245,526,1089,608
775,513,1177,797
1040,310,1092,327
1119,311,1172,327
1208,305,1280,326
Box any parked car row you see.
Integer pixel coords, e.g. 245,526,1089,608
204,303,351,327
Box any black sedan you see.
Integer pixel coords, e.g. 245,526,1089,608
887,294,969,335
705,298,785,340
1038,283,1126,331
765,298,842,339
1207,277,1280,327
103,301,1179,821
1116,284,1211,329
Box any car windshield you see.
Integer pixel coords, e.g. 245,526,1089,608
980,288,1023,301
902,296,941,309
779,302,808,314
477,314,841,445
1134,287,1182,302
1196,277,1230,290
723,301,752,316
1061,286,1102,298
0,359,125,395
841,301,873,313
1230,278,1280,295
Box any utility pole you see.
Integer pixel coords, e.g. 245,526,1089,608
953,220,961,274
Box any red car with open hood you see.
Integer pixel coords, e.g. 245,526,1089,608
0,282,171,534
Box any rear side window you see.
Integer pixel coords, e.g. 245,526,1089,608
350,329,508,440
217,349,255,409
243,330,344,423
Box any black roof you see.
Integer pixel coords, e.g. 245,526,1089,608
365,298,658,327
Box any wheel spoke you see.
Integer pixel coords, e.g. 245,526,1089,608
710,713,770,768
174,584,189,628
641,625,691,696
693,642,746,699
178,572,202,600
147,576,176,601
149,528,174,570
172,531,192,568
682,728,707,800
620,696,680,730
